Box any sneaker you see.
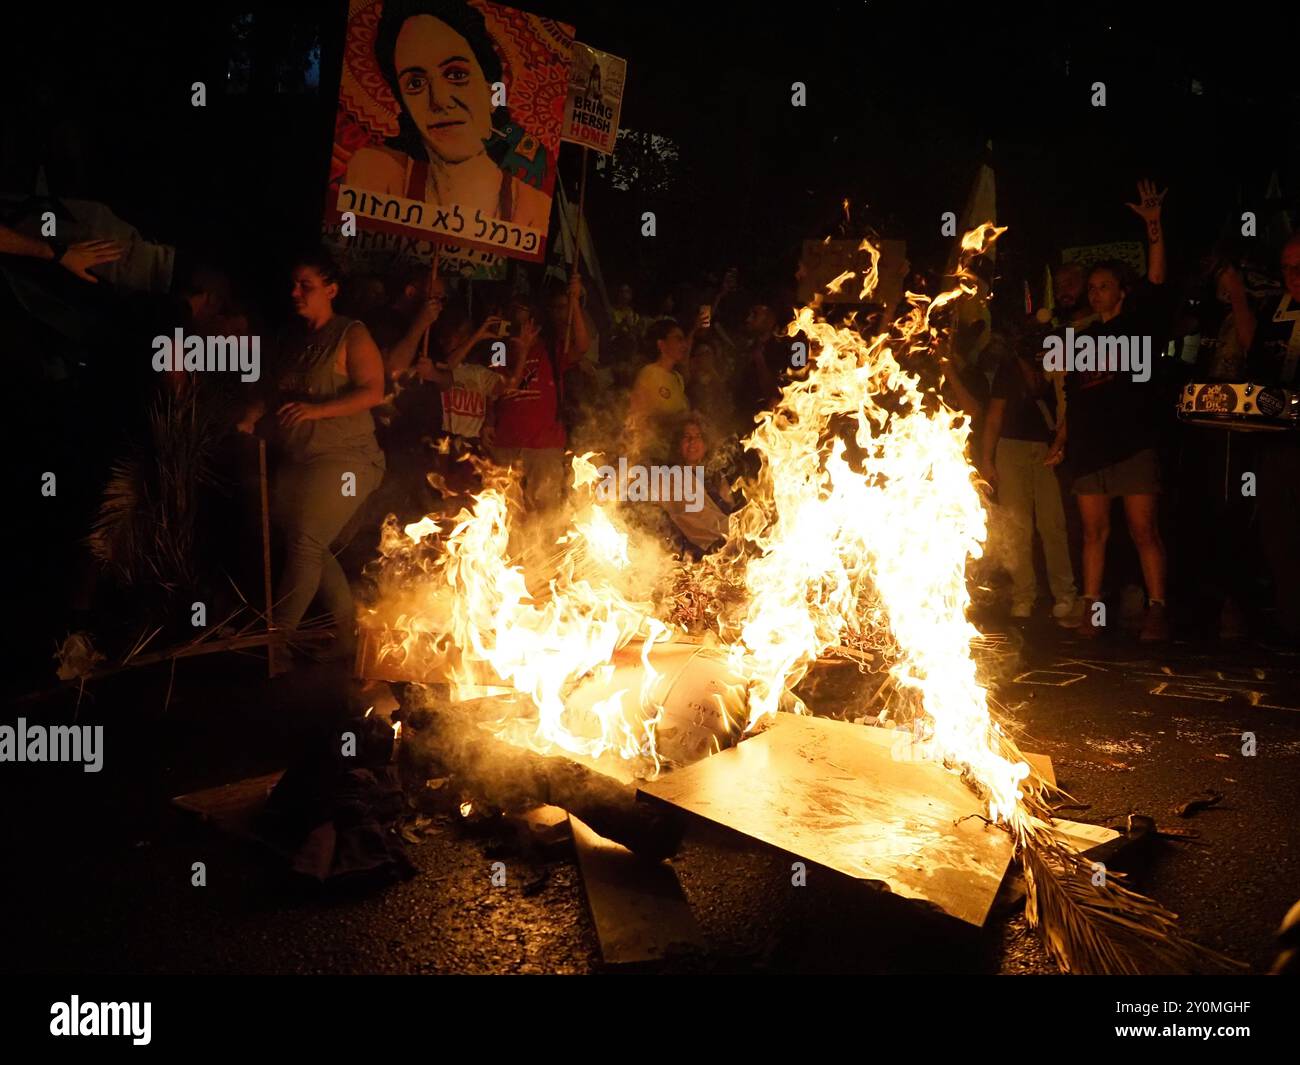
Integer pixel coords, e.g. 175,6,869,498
1053,597,1084,628
1076,598,1103,640
1140,601,1170,642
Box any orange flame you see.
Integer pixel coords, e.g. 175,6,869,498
365,223,1031,830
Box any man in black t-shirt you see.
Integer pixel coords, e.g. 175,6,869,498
981,337,1079,624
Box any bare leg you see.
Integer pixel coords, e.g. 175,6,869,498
1122,493,1167,602
1077,493,1111,600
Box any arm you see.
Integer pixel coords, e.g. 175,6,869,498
0,224,56,260
710,320,736,351
562,275,592,366
939,353,982,417
382,297,443,381
0,224,124,282
445,321,495,370
503,319,540,391
1126,178,1167,286
684,306,710,352
413,357,453,389
981,397,1005,483
1220,264,1257,352
1045,413,1067,467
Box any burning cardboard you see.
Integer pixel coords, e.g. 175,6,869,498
639,714,1014,926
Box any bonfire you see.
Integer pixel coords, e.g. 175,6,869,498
361,224,1238,975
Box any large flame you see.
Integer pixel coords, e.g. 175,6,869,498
365,222,1030,831
720,224,1029,825
369,461,673,769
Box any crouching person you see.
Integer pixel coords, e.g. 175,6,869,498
659,413,737,560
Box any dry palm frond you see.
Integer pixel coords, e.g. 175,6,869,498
88,391,221,592
88,453,148,577
1020,837,1242,975
990,724,1244,975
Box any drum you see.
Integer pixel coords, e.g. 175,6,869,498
1177,382,1300,431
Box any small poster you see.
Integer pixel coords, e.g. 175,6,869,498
561,42,627,155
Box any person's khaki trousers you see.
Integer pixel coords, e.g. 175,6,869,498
994,438,1077,609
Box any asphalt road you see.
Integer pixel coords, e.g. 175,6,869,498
3,617,1297,975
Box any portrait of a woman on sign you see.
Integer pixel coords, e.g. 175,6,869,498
333,0,571,255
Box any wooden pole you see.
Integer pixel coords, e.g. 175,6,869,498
258,437,275,677
419,245,443,364
561,147,591,357
575,146,591,270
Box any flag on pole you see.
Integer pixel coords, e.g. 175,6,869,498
545,179,610,317
946,140,997,274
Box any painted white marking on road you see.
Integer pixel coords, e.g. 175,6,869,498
1013,670,1087,687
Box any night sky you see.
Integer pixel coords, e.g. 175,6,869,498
4,1,1297,305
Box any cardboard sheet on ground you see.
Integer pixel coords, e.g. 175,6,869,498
638,715,1014,926
569,815,701,965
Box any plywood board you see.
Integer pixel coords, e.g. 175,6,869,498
638,715,1015,926
569,815,702,965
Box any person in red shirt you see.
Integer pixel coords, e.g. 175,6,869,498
492,273,590,515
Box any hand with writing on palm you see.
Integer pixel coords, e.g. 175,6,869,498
1125,178,1167,228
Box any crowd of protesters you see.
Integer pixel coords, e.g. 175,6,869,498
5,171,1300,668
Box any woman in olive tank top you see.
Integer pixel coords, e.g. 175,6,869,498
269,250,386,660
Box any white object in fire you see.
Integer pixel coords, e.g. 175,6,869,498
562,640,754,766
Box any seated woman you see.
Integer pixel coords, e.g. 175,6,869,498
346,0,549,233
659,413,738,560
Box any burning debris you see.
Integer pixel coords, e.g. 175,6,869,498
354,225,1239,974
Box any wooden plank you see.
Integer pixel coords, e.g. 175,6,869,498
569,814,702,965
171,772,284,839
638,715,1015,926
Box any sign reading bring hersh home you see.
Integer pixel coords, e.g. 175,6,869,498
560,41,626,155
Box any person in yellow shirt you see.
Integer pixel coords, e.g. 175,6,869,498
628,317,692,461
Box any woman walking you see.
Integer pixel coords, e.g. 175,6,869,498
270,250,387,660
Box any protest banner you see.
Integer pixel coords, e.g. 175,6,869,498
1062,240,1147,278
326,0,574,263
